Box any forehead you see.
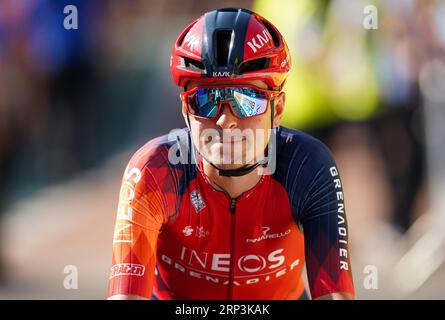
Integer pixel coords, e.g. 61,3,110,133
186,80,268,90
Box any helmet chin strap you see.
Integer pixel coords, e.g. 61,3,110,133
204,151,268,177
186,99,275,178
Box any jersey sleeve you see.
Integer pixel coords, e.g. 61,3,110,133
107,139,181,299
290,138,355,299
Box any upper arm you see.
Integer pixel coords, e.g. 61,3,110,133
290,139,355,300
107,143,181,299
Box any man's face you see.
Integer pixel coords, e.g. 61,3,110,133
182,80,285,169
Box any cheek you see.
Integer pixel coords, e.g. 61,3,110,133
243,114,271,137
191,122,204,144
189,119,218,146
242,112,269,128
240,116,271,149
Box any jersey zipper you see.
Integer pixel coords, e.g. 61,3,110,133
228,198,236,300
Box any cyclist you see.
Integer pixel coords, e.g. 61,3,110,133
107,8,355,300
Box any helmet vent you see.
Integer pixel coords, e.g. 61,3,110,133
263,21,280,47
238,57,270,74
215,30,233,66
183,57,206,72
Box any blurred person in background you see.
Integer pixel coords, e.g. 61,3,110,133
0,0,106,282
253,0,444,236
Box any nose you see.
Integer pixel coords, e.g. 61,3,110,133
215,103,237,130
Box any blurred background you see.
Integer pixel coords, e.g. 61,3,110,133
0,0,444,299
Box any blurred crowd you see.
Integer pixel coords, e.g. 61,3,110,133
0,0,177,211
0,0,257,212
0,0,102,210
254,0,445,232
0,0,444,246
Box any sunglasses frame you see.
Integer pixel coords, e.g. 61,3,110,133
180,84,280,120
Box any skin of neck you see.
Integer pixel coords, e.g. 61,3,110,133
201,158,264,199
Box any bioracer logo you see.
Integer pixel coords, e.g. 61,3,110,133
109,263,145,278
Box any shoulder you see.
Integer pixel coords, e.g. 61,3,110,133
275,126,336,173
126,128,190,172
274,127,341,221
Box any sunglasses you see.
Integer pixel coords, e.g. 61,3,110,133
180,85,279,120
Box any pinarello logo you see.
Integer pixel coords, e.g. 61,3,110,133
109,263,145,278
246,226,291,243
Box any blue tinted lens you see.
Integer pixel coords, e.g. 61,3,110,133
189,87,268,118
230,88,268,117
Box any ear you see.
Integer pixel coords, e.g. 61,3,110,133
272,92,285,128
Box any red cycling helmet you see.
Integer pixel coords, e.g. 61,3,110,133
170,8,291,91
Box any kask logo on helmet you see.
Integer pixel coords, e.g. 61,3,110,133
212,71,232,77
247,29,273,54
184,33,200,52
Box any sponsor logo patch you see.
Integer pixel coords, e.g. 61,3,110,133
109,263,145,278
190,189,206,213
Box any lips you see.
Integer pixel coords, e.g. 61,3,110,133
202,136,247,144
219,137,245,144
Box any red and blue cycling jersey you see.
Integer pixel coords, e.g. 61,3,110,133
107,126,355,299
